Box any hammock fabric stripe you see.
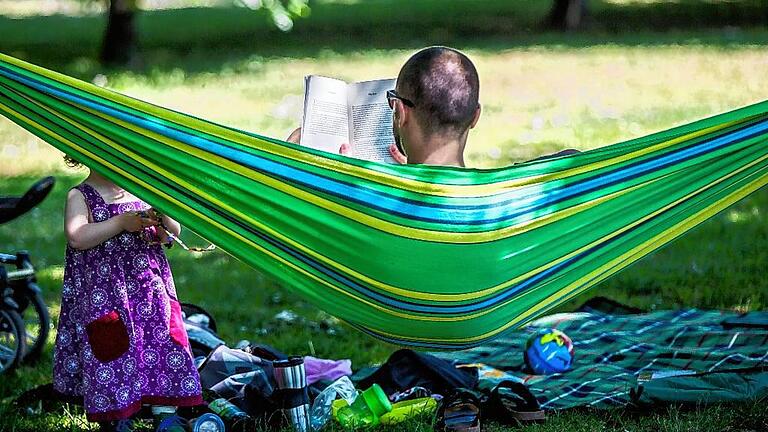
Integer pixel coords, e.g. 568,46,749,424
1,54,767,348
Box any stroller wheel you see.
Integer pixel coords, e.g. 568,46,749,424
0,308,27,374
16,287,50,364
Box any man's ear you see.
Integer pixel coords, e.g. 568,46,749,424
470,104,481,129
395,102,409,128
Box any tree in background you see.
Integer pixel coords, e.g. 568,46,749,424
547,0,589,31
99,0,310,67
100,0,138,66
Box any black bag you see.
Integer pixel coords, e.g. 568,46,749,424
358,349,478,396
181,303,226,358
198,345,291,425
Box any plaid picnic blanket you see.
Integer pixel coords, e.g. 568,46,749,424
432,309,768,410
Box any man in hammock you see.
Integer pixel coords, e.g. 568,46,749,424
289,46,575,165
379,45,482,166
287,46,478,165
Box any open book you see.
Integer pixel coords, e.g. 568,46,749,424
300,75,396,163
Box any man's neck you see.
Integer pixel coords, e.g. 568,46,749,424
407,134,467,167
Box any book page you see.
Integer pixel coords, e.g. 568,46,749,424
348,79,396,163
300,75,349,154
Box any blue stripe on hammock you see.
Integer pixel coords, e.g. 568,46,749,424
3,66,767,228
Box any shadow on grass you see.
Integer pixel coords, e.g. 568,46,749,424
1,0,767,80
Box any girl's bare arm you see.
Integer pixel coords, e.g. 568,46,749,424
160,214,181,237
65,189,157,250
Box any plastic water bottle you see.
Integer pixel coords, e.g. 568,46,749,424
208,398,250,426
309,376,358,431
188,413,226,432
335,384,392,428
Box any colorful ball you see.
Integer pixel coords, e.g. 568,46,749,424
524,328,574,375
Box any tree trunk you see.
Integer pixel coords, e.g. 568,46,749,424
547,0,589,31
99,0,139,67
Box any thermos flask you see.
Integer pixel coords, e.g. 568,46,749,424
272,356,311,432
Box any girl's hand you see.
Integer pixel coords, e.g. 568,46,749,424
150,208,181,237
67,189,158,250
119,212,159,233
155,226,172,245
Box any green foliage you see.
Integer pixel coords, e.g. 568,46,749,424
234,0,310,31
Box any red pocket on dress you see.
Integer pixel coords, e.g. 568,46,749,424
86,310,130,363
169,299,190,347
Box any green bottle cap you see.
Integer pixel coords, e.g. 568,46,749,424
362,384,392,417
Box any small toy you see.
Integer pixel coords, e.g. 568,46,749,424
334,384,392,428
524,328,574,374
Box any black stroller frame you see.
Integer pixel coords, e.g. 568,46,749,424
0,177,55,374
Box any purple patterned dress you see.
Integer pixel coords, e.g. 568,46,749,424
53,183,202,422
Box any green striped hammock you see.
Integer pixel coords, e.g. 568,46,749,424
1,54,766,348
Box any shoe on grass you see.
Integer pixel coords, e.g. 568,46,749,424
155,414,188,432
99,419,135,432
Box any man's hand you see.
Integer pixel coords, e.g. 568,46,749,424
288,127,352,155
341,143,406,163
286,127,302,144
555,148,581,157
287,127,406,163
388,144,407,164
528,148,581,163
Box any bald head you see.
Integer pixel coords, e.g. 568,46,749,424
396,47,480,137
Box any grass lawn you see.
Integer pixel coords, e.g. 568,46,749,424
1,0,767,431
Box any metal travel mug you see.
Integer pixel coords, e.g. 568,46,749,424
272,356,310,432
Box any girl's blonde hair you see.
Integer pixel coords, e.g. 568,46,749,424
63,154,83,169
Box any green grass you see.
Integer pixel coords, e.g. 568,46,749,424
1,0,768,430
0,174,765,428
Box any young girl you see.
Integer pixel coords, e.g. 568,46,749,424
53,160,202,431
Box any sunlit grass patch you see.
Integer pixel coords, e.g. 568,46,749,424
3,42,768,176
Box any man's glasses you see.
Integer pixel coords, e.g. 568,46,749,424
386,90,415,109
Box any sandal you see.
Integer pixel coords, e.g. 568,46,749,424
435,388,481,432
486,380,545,424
